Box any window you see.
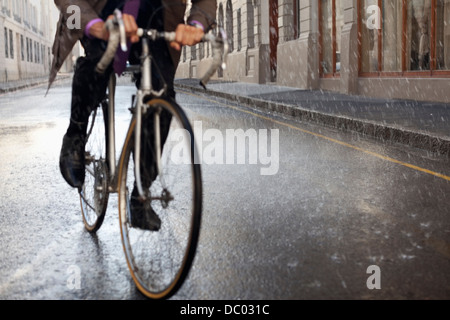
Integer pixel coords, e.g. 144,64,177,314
382,0,402,72
226,0,233,52
217,3,224,78
36,41,39,63
24,0,29,27
4,28,8,58
13,0,21,22
26,37,29,61
9,29,13,59
320,0,343,75
1,0,11,16
191,46,196,60
359,0,450,74
237,8,242,51
41,44,45,65
360,0,403,72
407,0,432,71
293,0,300,39
29,38,33,62
218,3,224,29
435,0,450,70
198,42,204,60
21,35,24,61
247,1,255,48
360,0,381,72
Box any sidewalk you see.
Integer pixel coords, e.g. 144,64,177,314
0,73,72,94
174,79,450,157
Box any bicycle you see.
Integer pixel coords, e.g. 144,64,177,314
78,10,228,299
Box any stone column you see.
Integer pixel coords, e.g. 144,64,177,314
258,0,272,83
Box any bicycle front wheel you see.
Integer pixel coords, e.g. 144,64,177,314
117,98,202,299
80,102,109,233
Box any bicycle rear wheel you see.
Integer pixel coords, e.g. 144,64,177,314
117,98,202,299
80,102,109,233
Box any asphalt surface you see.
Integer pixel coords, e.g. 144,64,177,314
0,80,449,300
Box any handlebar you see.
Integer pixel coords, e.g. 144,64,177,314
95,10,228,89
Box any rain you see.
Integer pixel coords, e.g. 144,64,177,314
0,0,449,308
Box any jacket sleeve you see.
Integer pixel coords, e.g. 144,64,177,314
188,0,217,31
54,0,100,33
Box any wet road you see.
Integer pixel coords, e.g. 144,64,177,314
0,80,449,300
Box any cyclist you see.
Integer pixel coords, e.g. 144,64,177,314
49,0,217,230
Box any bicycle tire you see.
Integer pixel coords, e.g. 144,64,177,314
117,98,202,299
80,102,110,233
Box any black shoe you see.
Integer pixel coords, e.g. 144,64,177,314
129,190,161,231
59,133,86,189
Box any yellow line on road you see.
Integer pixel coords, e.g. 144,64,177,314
180,90,450,182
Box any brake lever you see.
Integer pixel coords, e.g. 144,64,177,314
199,28,228,89
113,9,128,52
219,28,229,71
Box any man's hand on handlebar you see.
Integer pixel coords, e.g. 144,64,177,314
170,24,204,51
88,14,139,43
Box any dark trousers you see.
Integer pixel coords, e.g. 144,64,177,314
67,0,175,187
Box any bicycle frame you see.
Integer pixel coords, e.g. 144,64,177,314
97,10,228,200
104,37,164,199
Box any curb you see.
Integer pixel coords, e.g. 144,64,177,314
175,82,450,158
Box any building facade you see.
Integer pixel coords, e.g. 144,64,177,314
176,0,450,103
0,0,77,83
